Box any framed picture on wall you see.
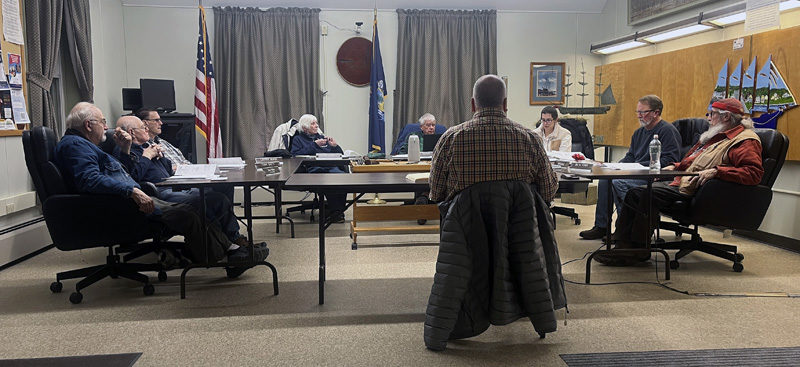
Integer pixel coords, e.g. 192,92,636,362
530,62,565,105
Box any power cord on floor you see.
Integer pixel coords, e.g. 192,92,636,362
561,244,800,298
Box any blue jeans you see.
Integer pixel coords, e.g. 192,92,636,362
158,187,241,242
594,178,648,229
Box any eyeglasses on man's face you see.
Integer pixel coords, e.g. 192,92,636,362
635,110,653,116
143,118,162,122
89,118,107,126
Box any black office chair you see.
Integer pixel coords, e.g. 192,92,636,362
23,126,172,304
658,128,789,272
550,117,595,226
673,118,710,158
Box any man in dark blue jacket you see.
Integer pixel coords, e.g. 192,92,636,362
579,95,681,241
55,103,266,276
114,116,251,249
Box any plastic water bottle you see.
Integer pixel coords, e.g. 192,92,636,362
408,135,421,163
649,134,661,172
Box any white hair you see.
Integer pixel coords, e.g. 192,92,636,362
297,114,318,133
65,102,97,130
418,113,436,125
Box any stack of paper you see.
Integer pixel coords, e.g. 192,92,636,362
602,163,649,170
405,172,430,183
316,153,343,160
208,157,245,168
170,164,219,179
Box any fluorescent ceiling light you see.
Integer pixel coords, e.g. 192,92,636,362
709,12,746,26
643,24,713,42
781,0,800,10
593,40,647,54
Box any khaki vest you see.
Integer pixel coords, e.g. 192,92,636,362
678,128,759,195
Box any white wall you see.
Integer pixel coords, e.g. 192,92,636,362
107,6,606,153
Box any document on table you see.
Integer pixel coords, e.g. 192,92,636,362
208,157,245,168
602,162,649,170
171,164,218,179
406,172,430,183
316,153,343,160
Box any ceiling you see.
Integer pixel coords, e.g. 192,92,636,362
121,0,609,13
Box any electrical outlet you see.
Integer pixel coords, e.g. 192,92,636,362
321,25,328,36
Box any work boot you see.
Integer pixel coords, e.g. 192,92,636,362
579,226,607,240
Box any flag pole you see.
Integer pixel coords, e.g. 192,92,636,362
367,1,387,205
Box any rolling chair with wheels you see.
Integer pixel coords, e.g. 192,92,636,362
658,128,788,272
23,126,174,304
549,117,594,227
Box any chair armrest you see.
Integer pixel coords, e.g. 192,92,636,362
42,194,155,250
688,179,772,230
140,182,159,198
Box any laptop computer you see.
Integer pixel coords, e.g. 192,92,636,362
422,133,443,152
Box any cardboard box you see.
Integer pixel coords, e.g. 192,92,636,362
561,184,597,205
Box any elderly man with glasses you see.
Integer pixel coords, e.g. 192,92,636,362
579,94,681,241
595,98,763,266
54,103,267,275
134,108,192,168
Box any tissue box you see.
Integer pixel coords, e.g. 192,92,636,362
560,184,597,205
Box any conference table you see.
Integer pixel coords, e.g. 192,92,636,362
284,170,591,305
160,157,591,302
573,166,697,283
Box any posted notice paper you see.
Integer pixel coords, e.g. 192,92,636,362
1,0,23,45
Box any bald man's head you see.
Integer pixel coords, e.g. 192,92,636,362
472,75,506,110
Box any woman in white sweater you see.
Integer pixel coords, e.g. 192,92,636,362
533,106,572,152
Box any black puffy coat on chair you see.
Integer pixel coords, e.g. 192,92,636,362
672,118,709,158
424,181,566,351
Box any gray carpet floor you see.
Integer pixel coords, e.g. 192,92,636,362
0,200,799,366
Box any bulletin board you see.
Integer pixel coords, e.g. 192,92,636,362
0,0,26,137
594,24,800,161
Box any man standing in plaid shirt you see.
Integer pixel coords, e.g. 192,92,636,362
429,74,558,203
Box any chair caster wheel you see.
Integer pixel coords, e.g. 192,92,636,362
574,218,581,225
69,292,83,304
50,281,63,293
669,260,680,270
735,253,744,262
418,219,427,225
733,263,743,272
539,332,546,339
655,237,666,244
143,284,155,296
158,271,167,282
351,242,358,250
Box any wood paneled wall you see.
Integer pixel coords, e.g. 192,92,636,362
595,25,800,160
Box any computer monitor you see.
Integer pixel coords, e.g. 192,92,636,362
422,133,443,152
122,88,142,111
139,78,176,112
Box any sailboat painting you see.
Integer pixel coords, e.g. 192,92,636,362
712,55,796,129
712,60,728,101
741,57,757,111
728,60,743,101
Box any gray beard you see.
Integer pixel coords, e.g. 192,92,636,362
698,123,727,145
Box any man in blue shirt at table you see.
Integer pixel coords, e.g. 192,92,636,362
55,103,265,276
114,116,267,276
579,95,681,240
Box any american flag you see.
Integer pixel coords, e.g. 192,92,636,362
194,5,222,158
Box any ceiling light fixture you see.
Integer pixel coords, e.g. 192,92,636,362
642,24,714,42
594,40,648,54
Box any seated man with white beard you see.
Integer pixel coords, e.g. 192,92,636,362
594,98,764,266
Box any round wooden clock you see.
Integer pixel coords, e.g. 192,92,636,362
336,37,372,87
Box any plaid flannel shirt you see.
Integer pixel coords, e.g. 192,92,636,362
151,137,191,166
429,107,558,203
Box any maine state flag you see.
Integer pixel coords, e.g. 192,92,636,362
368,11,387,153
